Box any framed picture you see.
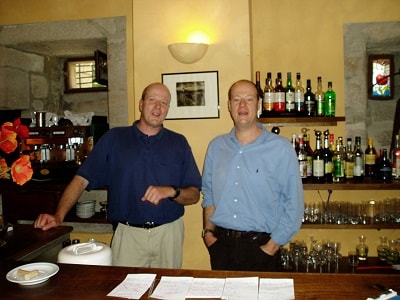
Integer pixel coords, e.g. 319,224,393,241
367,54,394,100
162,71,219,119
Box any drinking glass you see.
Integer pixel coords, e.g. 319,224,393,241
348,251,359,267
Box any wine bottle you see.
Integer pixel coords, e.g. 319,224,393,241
285,72,295,114
324,81,336,117
294,72,305,116
291,133,299,155
303,132,314,181
297,134,308,183
345,137,354,181
312,130,325,183
315,76,325,117
377,148,392,182
323,130,333,183
255,71,264,118
304,79,316,117
263,72,275,116
333,137,345,183
274,72,285,113
353,136,365,182
391,134,400,179
365,137,377,177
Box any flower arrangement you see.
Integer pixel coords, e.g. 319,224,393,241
0,118,33,185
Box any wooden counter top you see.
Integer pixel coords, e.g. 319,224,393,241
0,224,72,261
1,262,399,299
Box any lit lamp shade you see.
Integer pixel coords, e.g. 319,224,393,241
168,43,208,64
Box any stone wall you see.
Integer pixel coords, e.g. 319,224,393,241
344,21,400,152
0,17,127,128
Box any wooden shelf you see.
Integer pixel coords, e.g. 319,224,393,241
301,223,400,230
303,178,400,190
258,116,345,126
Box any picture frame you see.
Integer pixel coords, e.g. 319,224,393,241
367,54,394,100
162,71,219,119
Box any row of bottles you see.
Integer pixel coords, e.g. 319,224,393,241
255,71,336,118
292,130,400,183
356,235,400,265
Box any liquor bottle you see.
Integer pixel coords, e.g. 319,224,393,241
297,134,308,183
274,72,285,113
294,72,305,116
377,148,392,182
315,76,325,117
323,129,333,183
291,133,299,155
356,235,369,261
345,138,354,181
303,132,314,181
329,133,336,152
365,137,377,177
263,72,275,116
312,130,324,183
255,71,264,118
391,134,400,179
285,72,295,114
304,79,316,117
324,81,336,117
333,137,345,183
353,136,365,182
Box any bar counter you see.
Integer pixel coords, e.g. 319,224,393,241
1,262,399,299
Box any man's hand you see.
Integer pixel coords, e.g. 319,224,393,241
34,214,61,231
141,185,174,205
260,238,280,256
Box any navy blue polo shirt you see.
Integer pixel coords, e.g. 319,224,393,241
77,122,202,224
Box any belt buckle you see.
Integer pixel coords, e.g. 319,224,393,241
143,221,155,229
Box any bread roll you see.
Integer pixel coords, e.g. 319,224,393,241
17,269,40,280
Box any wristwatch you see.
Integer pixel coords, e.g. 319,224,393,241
201,228,214,238
171,186,181,200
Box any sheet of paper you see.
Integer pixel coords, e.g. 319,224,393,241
150,276,193,300
258,278,295,300
185,277,226,298
221,277,259,300
107,273,156,299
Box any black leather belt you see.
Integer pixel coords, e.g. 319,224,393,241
113,221,161,230
214,226,270,239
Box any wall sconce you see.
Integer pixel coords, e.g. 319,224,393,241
168,42,208,64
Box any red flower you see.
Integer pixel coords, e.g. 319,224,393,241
0,122,18,154
0,118,32,185
0,157,10,179
10,155,33,186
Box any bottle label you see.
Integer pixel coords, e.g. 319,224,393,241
285,92,295,110
273,92,285,111
324,161,333,174
313,160,324,177
365,154,376,165
306,157,313,177
345,162,354,178
395,157,400,178
263,93,275,111
333,159,344,177
299,161,307,178
294,92,304,111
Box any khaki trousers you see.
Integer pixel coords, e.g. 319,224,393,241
111,217,184,268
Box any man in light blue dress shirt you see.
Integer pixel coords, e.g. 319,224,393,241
202,79,304,271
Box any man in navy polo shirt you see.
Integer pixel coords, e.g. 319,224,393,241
34,82,202,268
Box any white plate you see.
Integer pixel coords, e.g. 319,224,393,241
6,262,59,285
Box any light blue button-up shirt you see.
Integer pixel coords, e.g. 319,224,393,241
202,123,304,246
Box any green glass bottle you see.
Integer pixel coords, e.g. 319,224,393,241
315,76,325,116
324,81,336,117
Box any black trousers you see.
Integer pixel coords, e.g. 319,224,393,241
207,228,282,272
